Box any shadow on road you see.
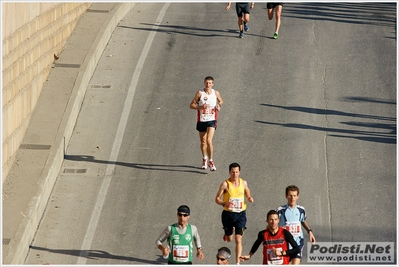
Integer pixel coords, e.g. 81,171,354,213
63,155,208,175
283,2,396,28
257,96,396,144
29,245,165,264
119,3,396,40
118,23,236,38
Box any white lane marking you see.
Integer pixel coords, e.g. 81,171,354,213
77,3,171,264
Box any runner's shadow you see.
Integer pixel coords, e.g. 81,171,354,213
119,24,237,38
64,155,208,174
29,245,164,264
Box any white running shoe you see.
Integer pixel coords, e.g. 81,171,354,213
201,158,207,169
208,160,216,171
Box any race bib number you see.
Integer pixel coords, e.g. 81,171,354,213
266,248,283,265
285,221,301,237
173,245,189,262
200,106,216,120
229,198,243,212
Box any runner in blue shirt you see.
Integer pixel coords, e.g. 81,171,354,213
276,185,316,264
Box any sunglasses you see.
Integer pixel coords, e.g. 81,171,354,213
178,213,189,217
217,257,227,261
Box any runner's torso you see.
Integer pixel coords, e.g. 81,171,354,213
197,89,217,122
169,224,193,263
262,228,290,265
223,178,246,212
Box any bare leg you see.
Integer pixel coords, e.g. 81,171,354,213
268,8,274,20
205,127,215,160
199,132,207,158
235,234,243,264
291,258,301,264
243,13,250,24
275,5,282,33
238,16,243,32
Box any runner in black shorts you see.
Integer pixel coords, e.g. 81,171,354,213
190,76,223,171
267,3,284,39
215,163,254,264
222,210,247,236
225,2,255,38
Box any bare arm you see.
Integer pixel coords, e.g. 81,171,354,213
301,221,316,243
242,180,254,203
215,90,224,112
190,90,205,110
215,181,228,206
225,2,231,10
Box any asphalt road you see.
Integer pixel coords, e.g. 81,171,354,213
24,2,396,265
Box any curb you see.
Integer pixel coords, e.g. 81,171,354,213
4,3,137,264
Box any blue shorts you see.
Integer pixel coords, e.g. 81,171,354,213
290,238,304,259
222,210,247,236
196,120,217,132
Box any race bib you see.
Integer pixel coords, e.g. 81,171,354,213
173,245,189,262
200,106,215,120
229,197,243,212
285,221,301,237
266,248,283,265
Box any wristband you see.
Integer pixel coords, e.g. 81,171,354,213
308,229,312,234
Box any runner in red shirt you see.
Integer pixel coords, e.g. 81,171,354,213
240,210,299,265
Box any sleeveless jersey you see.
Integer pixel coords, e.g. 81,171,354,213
223,178,246,213
197,89,218,122
262,227,290,265
168,224,193,263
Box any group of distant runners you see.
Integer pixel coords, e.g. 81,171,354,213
226,2,284,39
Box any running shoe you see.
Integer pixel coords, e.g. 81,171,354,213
244,23,249,32
273,32,278,39
208,160,216,171
239,32,244,38
201,158,207,169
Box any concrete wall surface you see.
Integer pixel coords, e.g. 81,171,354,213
2,2,91,182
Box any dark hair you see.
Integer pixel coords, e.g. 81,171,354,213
285,185,299,196
218,247,231,255
266,209,279,220
204,76,214,82
229,162,241,171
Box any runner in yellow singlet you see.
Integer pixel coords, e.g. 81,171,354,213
215,162,254,264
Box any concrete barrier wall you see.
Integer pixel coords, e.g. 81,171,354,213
2,2,91,182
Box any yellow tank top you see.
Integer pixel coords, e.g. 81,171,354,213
223,178,246,212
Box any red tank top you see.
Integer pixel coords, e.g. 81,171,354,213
262,227,290,265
